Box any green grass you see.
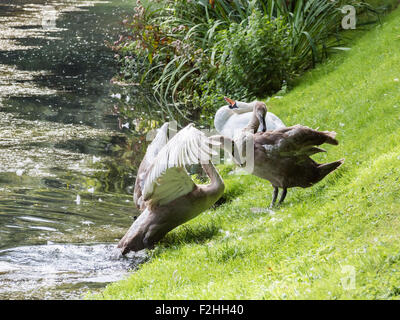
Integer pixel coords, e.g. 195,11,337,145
91,5,400,299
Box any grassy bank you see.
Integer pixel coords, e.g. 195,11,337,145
93,5,400,299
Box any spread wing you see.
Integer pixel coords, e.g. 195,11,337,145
134,123,169,209
256,125,338,156
278,125,338,154
142,123,220,206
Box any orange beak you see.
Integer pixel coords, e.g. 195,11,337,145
224,96,235,106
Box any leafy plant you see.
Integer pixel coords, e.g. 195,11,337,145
112,0,381,126
213,11,294,99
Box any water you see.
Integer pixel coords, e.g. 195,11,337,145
0,0,147,299
0,244,147,299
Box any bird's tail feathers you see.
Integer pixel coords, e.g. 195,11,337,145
317,158,344,180
321,131,338,145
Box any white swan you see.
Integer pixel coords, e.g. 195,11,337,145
118,123,225,254
214,97,285,140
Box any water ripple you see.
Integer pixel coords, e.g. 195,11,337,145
0,243,147,299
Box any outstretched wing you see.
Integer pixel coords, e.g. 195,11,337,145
279,125,338,155
256,125,338,156
142,123,220,206
134,123,169,209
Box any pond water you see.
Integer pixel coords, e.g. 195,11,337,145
0,0,148,299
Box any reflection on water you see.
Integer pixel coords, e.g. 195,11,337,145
0,0,146,299
0,0,123,128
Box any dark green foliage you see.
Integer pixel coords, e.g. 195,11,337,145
213,12,294,99
112,0,381,125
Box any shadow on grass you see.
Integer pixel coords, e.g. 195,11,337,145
213,179,249,208
160,220,222,249
280,165,349,208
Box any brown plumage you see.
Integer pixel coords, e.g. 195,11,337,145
118,123,224,255
252,125,344,206
220,99,344,207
